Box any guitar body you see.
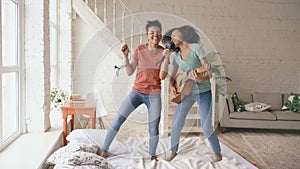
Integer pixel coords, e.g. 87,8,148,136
169,72,194,103
169,66,209,104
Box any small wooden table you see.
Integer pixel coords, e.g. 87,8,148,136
61,99,96,145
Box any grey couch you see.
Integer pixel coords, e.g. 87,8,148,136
220,92,300,132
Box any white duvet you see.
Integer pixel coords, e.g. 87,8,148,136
55,129,255,169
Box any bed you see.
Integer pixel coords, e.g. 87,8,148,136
46,129,256,169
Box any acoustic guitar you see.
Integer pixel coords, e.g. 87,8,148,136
169,66,210,103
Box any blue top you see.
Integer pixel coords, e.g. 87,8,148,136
172,43,211,94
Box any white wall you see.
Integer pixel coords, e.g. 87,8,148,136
120,0,300,94
72,0,300,114
25,0,51,132
24,0,73,131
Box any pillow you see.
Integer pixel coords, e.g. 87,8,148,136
66,129,107,145
66,129,130,155
231,92,245,112
282,93,300,113
54,164,101,169
62,151,113,168
46,143,99,165
244,102,271,112
67,143,98,154
282,95,294,110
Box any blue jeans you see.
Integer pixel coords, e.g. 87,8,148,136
101,90,162,156
170,90,221,154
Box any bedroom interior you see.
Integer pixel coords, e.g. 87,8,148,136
0,0,299,169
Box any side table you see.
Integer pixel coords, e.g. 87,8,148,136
61,99,96,145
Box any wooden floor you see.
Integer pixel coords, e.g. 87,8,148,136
216,127,300,169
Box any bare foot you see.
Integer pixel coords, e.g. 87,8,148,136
214,153,222,162
100,151,108,158
166,152,177,162
151,156,158,161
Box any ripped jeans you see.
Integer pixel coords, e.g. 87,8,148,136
170,90,221,154
101,90,161,156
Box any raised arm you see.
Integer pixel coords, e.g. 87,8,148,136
121,44,138,76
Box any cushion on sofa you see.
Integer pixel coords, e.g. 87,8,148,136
244,102,271,112
282,94,295,110
282,93,300,113
252,92,282,111
273,111,300,121
229,111,276,120
231,93,245,112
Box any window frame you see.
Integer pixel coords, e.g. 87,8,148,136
0,0,24,151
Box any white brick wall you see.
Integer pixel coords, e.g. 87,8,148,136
25,0,51,132
58,0,72,91
72,0,300,114
120,0,300,94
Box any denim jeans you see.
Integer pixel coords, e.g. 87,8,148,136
101,90,161,156
170,90,221,154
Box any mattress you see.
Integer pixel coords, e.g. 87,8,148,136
46,129,257,169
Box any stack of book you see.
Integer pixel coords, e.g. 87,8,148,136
69,94,85,104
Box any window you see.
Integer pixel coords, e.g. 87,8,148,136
0,0,23,151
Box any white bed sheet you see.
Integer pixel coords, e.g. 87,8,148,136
64,129,257,169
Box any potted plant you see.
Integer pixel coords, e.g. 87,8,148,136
50,88,69,111
206,51,232,97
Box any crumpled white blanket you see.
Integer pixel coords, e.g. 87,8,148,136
61,129,251,169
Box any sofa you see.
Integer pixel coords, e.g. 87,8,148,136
220,92,300,132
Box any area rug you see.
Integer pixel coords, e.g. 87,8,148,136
242,135,300,169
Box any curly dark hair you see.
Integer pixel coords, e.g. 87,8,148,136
145,20,162,33
177,25,200,43
163,25,200,44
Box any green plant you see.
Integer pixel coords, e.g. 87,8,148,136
50,88,69,111
231,92,245,112
206,52,232,97
284,93,300,113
